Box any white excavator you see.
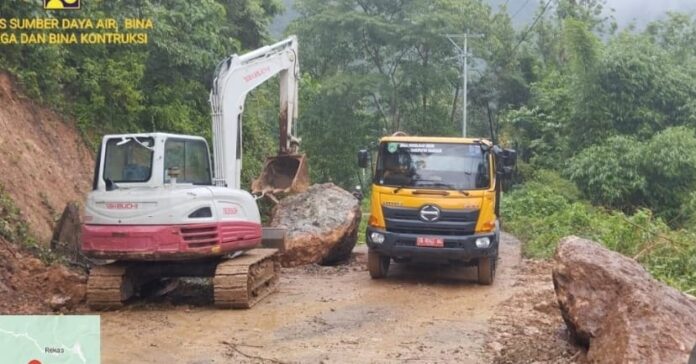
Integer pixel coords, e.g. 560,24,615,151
81,36,307,309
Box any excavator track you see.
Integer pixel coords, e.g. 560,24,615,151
213,248,280,309
86,264,134,310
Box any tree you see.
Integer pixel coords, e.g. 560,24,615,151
289,0,518,186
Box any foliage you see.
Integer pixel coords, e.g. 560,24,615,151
290,0,521,187
566,127,696,223
0,0,280,141
503,172,696,293
566,135,646,210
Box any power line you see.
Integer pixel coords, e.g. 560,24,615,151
510,0,554,56
511,0,532,19
446,32,483,137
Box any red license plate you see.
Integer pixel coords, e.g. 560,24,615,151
416,237,444,248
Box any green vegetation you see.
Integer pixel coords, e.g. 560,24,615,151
0,185,56,263
0,0,282,188
357,196,370,245
503,170,696,293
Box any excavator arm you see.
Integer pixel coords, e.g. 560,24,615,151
209,36,305,193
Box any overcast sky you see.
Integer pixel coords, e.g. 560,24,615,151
272,0,696,37
603,0,696,27
503,0,696,28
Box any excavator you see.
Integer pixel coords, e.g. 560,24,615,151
80,36,308,309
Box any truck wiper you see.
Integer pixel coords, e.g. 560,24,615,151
393,185,409,193
416,181,470,196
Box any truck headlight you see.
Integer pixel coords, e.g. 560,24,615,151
370,232,385,244
475,237,490,249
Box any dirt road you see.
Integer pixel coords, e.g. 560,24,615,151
101,233,522,363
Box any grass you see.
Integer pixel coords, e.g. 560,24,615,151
357,196,370,245
0,184,57,263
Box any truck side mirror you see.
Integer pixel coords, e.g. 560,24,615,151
502,149,517,168
494,147,517,178
357,149,369,169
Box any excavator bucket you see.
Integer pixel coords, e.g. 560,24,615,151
252,154,309,196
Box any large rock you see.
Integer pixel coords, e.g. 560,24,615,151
270,183,361,267
51,202,81,253
51,202,91,267
552,236,696,363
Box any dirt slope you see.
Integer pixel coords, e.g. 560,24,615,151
0,72,94,243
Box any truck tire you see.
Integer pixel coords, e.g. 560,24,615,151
477,256,496,285
368,249,390,279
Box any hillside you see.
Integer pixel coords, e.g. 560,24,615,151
0,72,94,243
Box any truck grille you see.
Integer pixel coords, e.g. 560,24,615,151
382,206,479,236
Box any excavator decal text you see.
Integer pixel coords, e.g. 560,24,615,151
106,202,139,210
243,66,271,83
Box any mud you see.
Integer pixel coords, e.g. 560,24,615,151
100,233,522,363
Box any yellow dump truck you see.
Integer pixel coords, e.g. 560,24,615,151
358,134,516,284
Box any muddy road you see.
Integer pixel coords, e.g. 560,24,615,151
101,234,522,363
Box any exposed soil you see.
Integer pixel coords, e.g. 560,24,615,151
486,260,586,364
99,233,526,363
0,72,94,243
0,237,86,314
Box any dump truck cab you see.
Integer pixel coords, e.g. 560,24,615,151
358,135,516,284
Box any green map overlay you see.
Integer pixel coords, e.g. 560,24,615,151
0,315,100,364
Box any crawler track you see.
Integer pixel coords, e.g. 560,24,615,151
213,248,280,309
87,264,134,310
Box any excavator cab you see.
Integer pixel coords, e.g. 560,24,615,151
252,153,309,196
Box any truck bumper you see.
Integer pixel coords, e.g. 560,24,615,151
365,226,498,263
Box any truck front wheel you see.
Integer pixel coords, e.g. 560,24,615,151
367,249,390,279
477,256,496,285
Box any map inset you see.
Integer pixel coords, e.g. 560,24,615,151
0,315,100,364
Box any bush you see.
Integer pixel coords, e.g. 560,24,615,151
642,127,696,224
566,135,646,210
567,127,696,226
503,173,696,293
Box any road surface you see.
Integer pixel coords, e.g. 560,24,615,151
101,233,522,363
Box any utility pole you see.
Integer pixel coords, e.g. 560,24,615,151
446,32,483,137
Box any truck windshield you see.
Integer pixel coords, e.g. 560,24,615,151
374,142,490,190
103,137,154,183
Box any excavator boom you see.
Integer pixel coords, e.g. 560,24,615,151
209,36,308,196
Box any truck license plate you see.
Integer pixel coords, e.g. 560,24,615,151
416,237,444,248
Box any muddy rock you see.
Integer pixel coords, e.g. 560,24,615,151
552,236,696,364
270,183,361,267
51,202,81,254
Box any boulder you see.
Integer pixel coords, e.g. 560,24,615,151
50,202,82,261
552,236,696,364
270,183,361,267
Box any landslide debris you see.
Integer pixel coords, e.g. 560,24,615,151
553,236,696,364
487,259,586,364
270,183,361,267
0,237,86,313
